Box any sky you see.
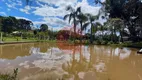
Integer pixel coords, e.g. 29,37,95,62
0,0,105,31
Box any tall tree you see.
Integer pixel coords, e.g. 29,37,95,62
40,24,48,32
77,12,88,43
82,14,99,43
109,18,124,42
64,6,81,42
95,22,103,39
18,19,33,31
2,16,18,33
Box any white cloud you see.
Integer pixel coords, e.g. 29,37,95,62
5,0,102,31
15,16,31,21
0,12,7,16
33,0,100,17
31,0,102,31
20,6,31,14
76,0,101,15
5,2,17,9
5,0,22,10
33,17,70,31
16,0,22,6
43,17,69,26
33,5,68,17
37,0,77,7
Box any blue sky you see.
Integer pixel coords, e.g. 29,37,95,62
0,0,103,31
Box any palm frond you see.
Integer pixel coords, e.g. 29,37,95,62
76,7,81,14
77,13,88,22
66,6,74,12
69,13,73,23
64,14,70,20
85,13,91,17
82,22,90,31
91,15,99,21
95,22,102,26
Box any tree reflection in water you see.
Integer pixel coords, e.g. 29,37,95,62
62,45,97,80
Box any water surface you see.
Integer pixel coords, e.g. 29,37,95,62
0,42,141,80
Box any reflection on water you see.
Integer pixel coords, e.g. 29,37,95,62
0,42,141,80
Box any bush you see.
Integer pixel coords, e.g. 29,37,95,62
107,41,114,45
84,40,89,45
101,40,108,45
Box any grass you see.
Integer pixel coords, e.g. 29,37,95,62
3,37,36,42
1,37,142,49
0,37,58,44
37,40,57,43
108,41,142,49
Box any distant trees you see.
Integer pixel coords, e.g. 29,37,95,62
18,19,32,31
36,24,48,40
95,0,142,42
40,24,48,32
1,16,17,33
0,16,32,33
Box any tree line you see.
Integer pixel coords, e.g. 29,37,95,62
0,16,33,33
95,0,142,42
63,0,142,44
0,15,57,41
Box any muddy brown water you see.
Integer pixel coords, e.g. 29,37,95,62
0,42,141,80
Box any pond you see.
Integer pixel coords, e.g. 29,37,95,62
0,42,141,80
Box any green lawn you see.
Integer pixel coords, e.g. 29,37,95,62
2,37,37,42
1,37,57,43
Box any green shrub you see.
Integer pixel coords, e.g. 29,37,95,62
101,40,108,45
107,41,114,45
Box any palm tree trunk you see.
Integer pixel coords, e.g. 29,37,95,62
120,31,123,42
73,17,76,43
111,26,114,42
90,23,93,44
114,28,116,42
101,26,103,39
120,24,125,43
80,22,83,44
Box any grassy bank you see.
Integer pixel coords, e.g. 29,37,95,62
69,40,142,49
0,37,58,44
2,37,36,42
0,37,141,49
117,42,142,48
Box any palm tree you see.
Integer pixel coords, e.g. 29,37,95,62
82,14,99,43
108,18,124,42
76,13,88,43
95,22,104,39
64,6,81,43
